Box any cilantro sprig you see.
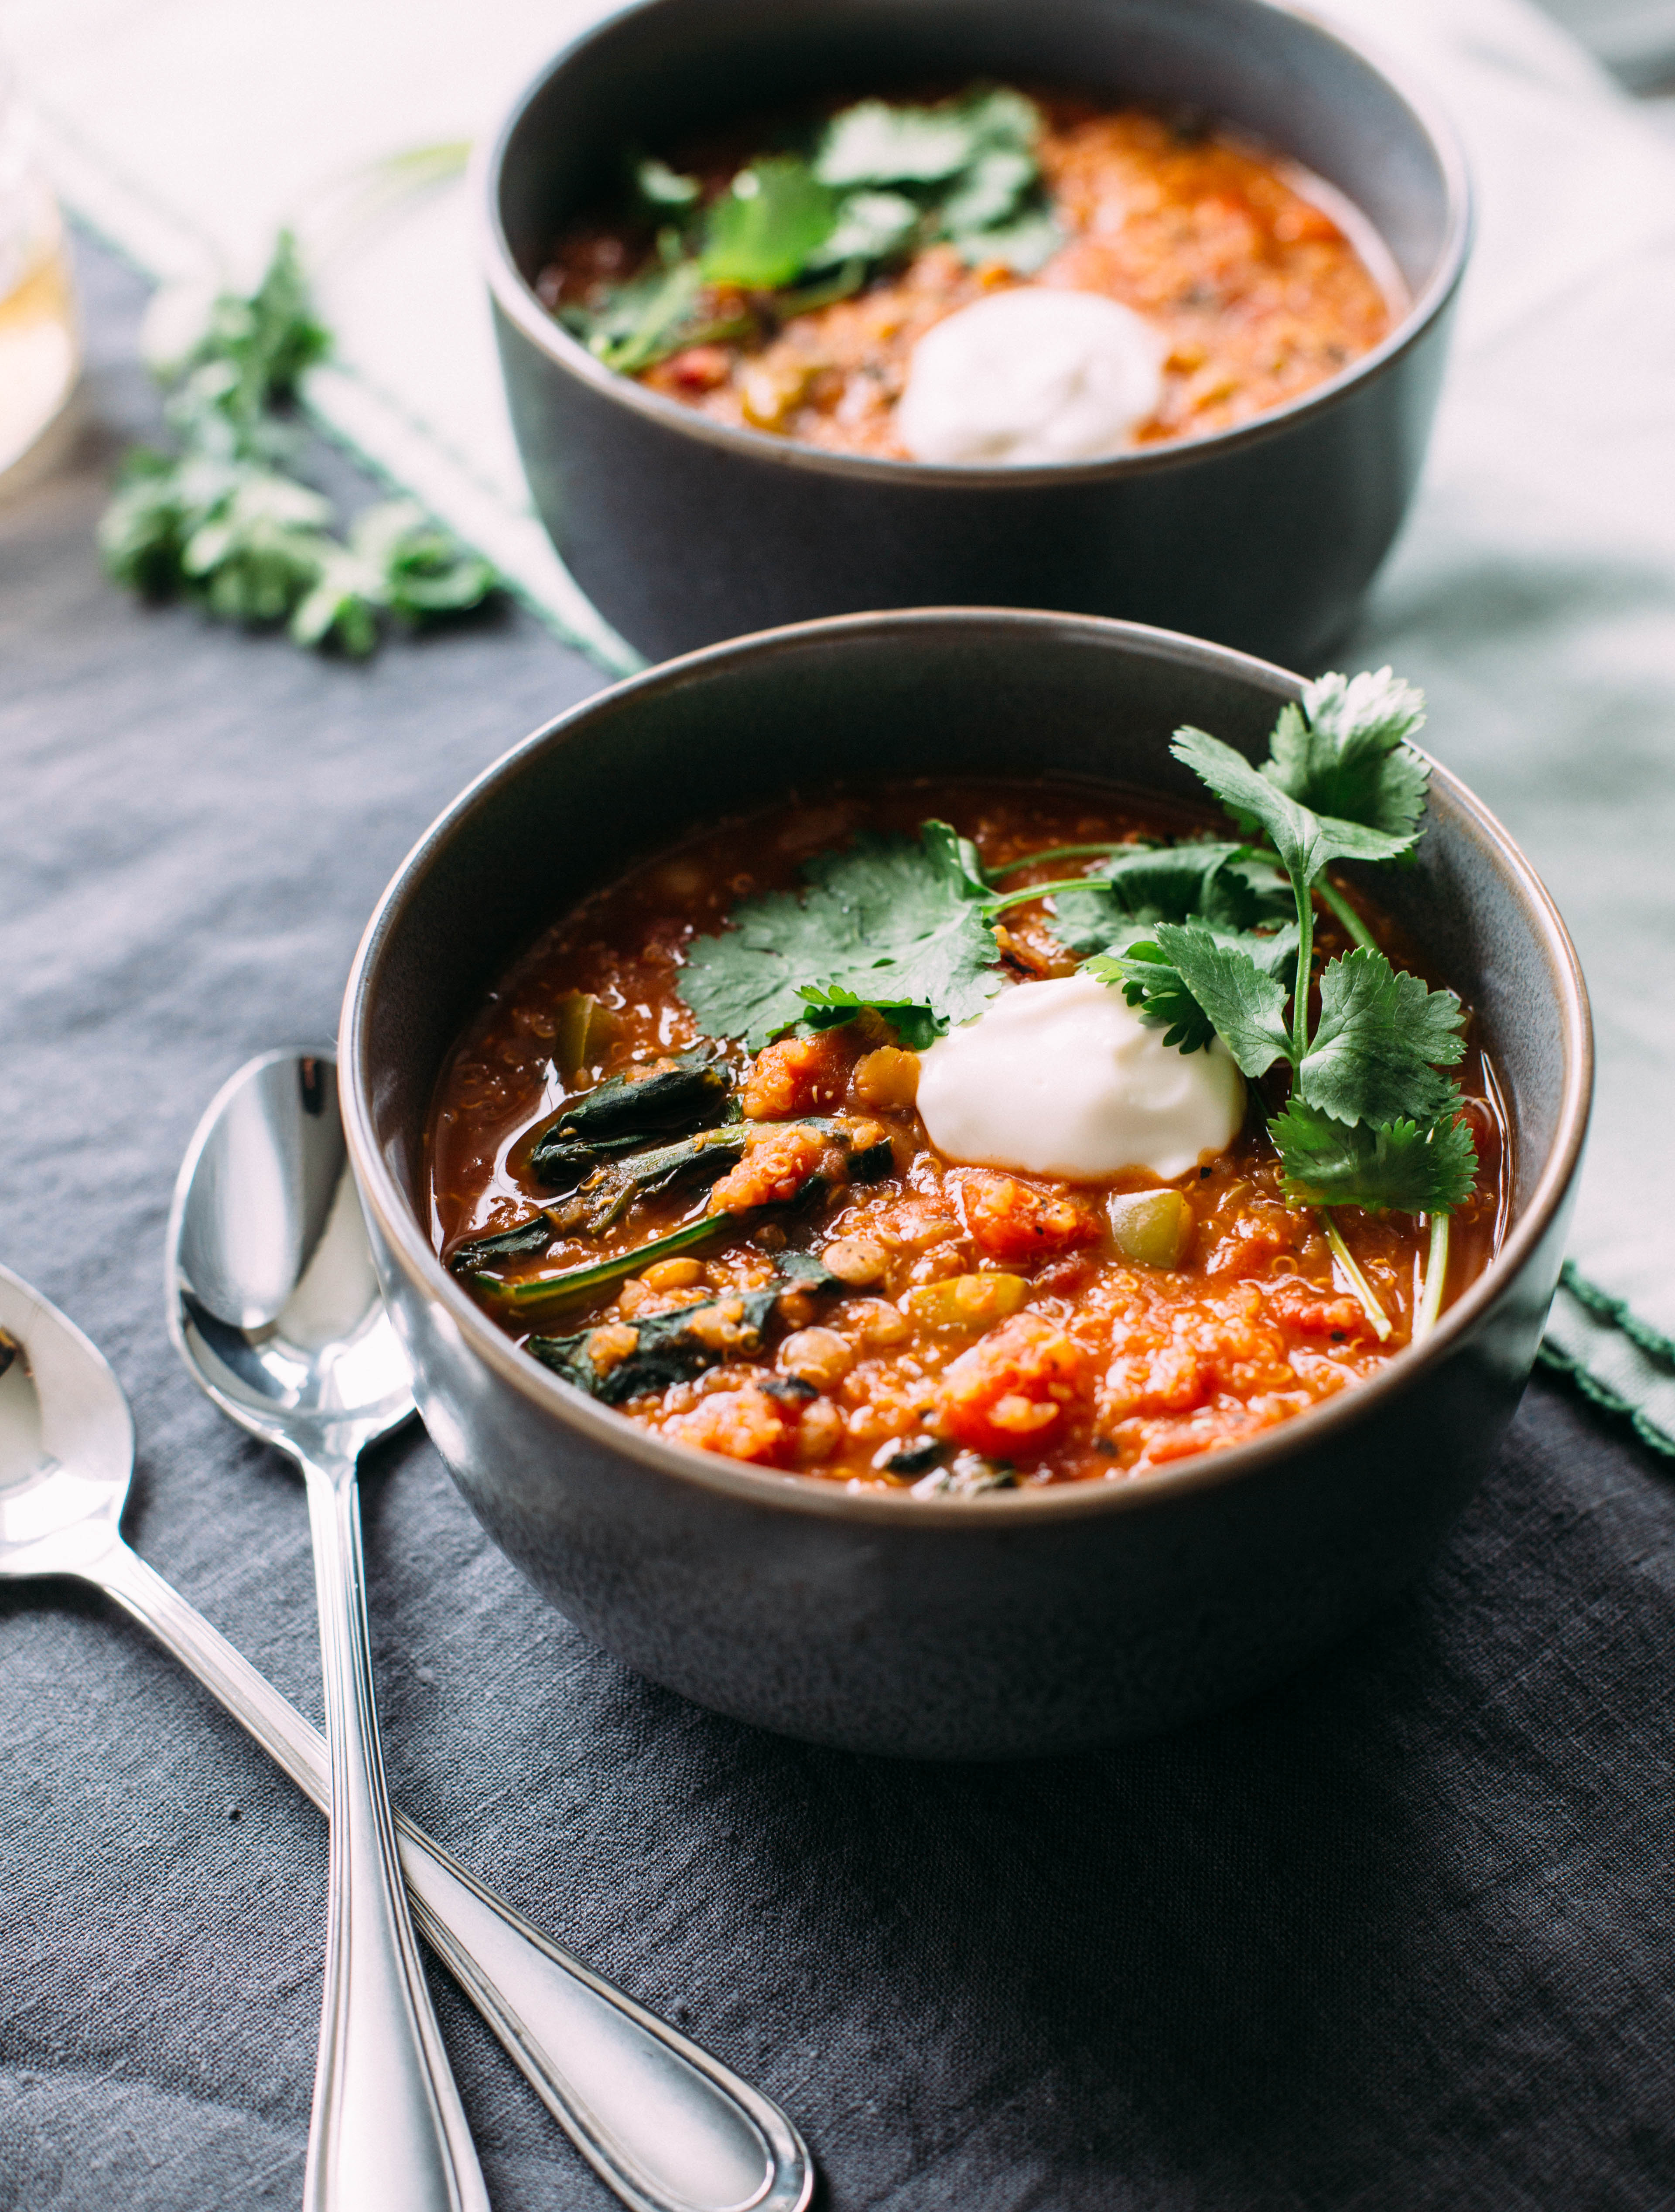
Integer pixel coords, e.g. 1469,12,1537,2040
1080,668,1478,1336
99,232,496,654
678,821,1006,1051
678,666,1474,1342
565,86,1061,376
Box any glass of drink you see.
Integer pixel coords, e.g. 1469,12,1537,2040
0,56,78,490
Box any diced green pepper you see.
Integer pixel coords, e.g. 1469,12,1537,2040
1107,1189,1194,1270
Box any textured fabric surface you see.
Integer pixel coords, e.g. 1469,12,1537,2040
3,234,1675,2212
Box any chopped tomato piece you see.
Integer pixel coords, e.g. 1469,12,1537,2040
1272,202,1343,247
1263,1277,1373,1340
708,1123,823,1213
665,345,733,392
961,1172,1101,1264
741,1031,855,1119
938,1310,1085,1458
669,1384,794,1466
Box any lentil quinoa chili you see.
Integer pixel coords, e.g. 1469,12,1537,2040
429,762,1505,1493
538,87,1401,460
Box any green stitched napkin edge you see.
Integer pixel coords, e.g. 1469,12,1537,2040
1541,1266,1675,1459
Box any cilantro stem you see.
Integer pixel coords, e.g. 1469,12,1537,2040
1317,877,1378,952
984,876,1119,916
1290,873,1316,1065
1412,1212,1450,1343
986,843,1133,880
1322,1215,1394,1342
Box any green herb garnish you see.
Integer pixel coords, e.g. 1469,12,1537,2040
701,159,839,289
1080,668,1478,1336
678,820,1005,1050
99,232,496,654
562,85,1062,375
1048,838,1294,953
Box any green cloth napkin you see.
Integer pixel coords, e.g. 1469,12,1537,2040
13,0,1675,1448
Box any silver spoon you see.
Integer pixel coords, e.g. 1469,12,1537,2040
0,1261,808,2212
168,1049,485,2212
157,1048,811,2212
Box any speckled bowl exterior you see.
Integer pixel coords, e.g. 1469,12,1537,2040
479,0,1471,667
340,613,1590,1760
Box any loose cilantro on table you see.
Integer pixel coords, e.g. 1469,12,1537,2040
99,232,496,655
561,85,1062,376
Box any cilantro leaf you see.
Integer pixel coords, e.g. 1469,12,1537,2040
166,230,329,436
1172,726,1419,883
1265,667,1429,841
100,229,498,655
1297,948,1466,1127
1271,1098,1479,1214
1084,941,1216,1055
939,147,1035,237
954,208,1062,273
1050,839,1291,956
678,822,1003,1049
814,96,1002,187
797,986,940,1053
356,500,496,620
1085,923,1296,1062
920,817,994,901
180,469,335,623
807,189,921,270
701,159,837,289
1149,922,1292,1076
574,257,708,372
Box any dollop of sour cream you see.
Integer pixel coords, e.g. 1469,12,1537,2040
896,287,1165,466
917,973,1245,1181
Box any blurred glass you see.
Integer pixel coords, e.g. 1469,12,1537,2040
0,55,78,488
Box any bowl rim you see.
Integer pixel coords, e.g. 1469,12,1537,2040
475,0,1474,488
340,608,1593,1528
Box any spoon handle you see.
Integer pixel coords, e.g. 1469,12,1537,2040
91,1536,812,2212
300,1455,488,2212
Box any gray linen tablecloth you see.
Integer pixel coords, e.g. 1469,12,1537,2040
3,238,1674,2211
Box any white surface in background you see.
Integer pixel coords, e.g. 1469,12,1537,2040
0,0,632,663
3,0,1675,1422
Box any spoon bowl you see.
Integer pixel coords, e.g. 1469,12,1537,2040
170,1050,413,1459
0,1271,133,1580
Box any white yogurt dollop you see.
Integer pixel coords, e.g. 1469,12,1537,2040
896,287,1165,466
917,973,1244,1181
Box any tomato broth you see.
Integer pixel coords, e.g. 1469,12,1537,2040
539,95,1398,457
428,782,1503,1491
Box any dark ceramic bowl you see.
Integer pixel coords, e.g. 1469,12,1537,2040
480,0,1471,667
340,611,1589,1761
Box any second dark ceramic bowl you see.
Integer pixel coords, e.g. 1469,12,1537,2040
481,0,1471,667
341,611,1589,1761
